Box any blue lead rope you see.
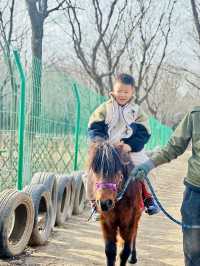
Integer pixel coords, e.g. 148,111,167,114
144,175,200,229
117,173,200,229
89,171,200,228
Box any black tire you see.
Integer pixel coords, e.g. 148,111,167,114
0,189,34,257
55,175,74,226
31,172,58,228
72,171,86,215
24,184,52,246
66,175,76,220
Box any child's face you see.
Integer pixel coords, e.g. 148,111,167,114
112,81,135,106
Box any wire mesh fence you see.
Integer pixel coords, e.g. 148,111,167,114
0,50,173,191
0,51,19,191
146,117,173,150
22,61,76,186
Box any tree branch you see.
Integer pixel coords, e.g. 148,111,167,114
8,0,15,45
190,0,200,46
138,0,176,104
46,0,68,17
186,78,200,90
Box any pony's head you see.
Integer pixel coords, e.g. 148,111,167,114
88,141,134,212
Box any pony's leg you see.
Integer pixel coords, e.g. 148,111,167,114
105,239,117,266
101,222,117,266
129,236,137,264
129,216,140,264
119,215,140,265
119,240,132,266
118,226,132,266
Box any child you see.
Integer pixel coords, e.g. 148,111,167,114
87,73,160,220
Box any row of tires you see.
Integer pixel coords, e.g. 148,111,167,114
0,171,86,258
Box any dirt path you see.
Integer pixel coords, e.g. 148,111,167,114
0,152,190,266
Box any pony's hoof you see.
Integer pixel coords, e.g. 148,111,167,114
128,256,137,264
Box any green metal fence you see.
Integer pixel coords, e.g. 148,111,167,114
146,117,173,150
0,50,105,190
21,59,76,188
0,50,173,192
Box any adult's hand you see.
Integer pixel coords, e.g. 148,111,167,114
131,160,155,180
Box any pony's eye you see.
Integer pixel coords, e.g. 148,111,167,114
107,200,113,207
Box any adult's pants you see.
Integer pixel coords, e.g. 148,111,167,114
181,186,200,266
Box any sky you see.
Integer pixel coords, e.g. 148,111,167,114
1,0,199,77
44,0,199,71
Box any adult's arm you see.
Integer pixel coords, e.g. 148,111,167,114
150,112,192,167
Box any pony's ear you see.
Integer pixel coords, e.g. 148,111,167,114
87,140,106,171
87,142,99,170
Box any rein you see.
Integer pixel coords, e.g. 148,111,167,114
88,176,135,221
144,175,200,229
88,142,200,228
96,182,117,192
95,175,200,229
116,174,200,229
116,176,132,201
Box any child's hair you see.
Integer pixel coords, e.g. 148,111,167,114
115,73,135,87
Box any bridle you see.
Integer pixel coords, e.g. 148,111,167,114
95,174,132,203
96,182,117,192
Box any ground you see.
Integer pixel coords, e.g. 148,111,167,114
0,151,190,266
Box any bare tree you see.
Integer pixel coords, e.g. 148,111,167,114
183,0,200,90
25,0,69,118
0,1,30,126
126,0,177,106
145,65,182,122
26,0,69,59
0,0,25,168
64,0,140,95
0,0,16,127
191,0,200,45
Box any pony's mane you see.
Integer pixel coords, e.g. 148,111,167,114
88,141,134,181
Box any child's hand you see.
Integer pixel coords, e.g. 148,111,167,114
122,143,132,153
119,141,132,153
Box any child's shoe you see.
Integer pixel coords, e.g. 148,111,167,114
144,197,160,215
90,200,100,221
91,207,100,221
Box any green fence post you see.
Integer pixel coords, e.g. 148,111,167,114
13,50,26,190
73,83,80,171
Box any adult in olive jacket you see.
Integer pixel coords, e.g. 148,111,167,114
131,106,200,266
